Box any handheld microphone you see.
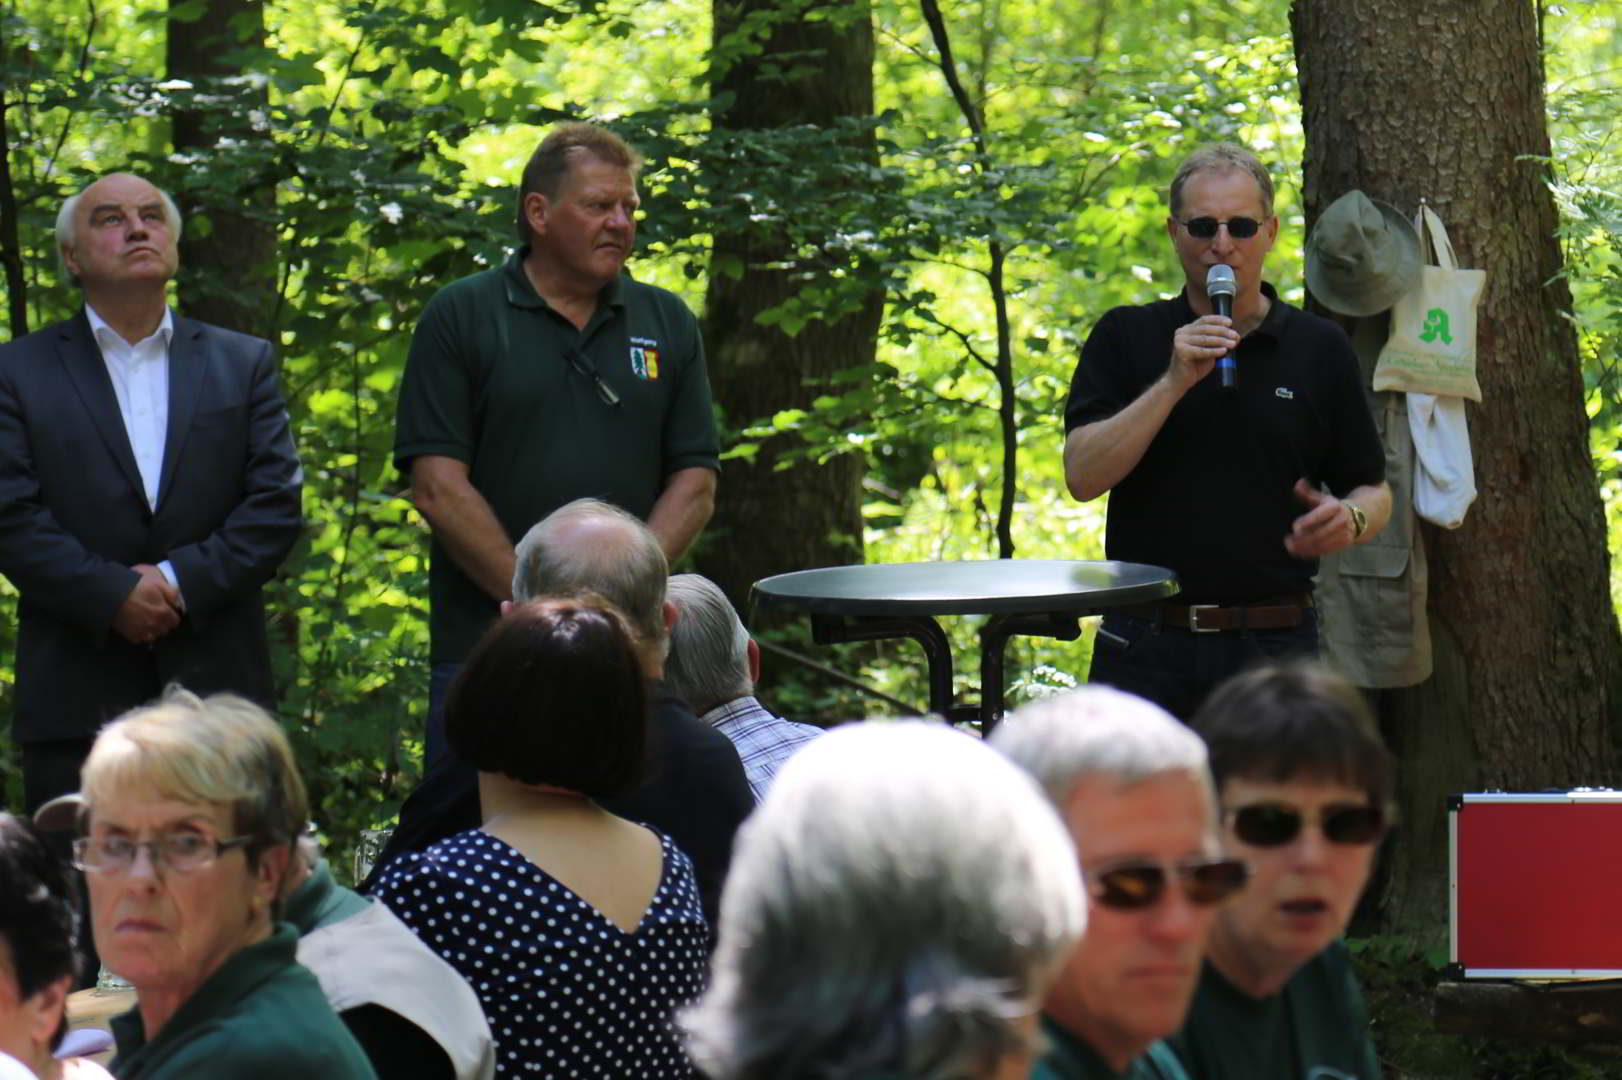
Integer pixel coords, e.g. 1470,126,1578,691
1206,263,1238,389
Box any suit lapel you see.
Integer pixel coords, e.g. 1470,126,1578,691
157,316,206,511
57,312,146,499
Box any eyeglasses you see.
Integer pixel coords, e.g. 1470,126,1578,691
1178,216,1262,240
72,832,252,875
1228,803,1387,848
1088,856,1249,912
565,349,622,408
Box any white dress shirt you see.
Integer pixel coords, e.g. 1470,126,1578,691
84,303,182,598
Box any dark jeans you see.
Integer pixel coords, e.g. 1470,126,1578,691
422,660,462,772
1087,609,1320,721
21,737,96,816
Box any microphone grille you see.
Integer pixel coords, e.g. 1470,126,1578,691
1206,263,1237,298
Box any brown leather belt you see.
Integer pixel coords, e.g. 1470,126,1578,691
1115,595,1313,633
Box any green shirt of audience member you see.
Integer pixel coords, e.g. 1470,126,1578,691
1032,1015,1190,1080
1170,943,1381,1080
111,925,376,1080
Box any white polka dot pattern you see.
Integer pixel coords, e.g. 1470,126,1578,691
373,828,708,1078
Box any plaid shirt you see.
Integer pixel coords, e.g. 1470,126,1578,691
703,696,823,801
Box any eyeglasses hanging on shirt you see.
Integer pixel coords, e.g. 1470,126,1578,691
566,349,622,408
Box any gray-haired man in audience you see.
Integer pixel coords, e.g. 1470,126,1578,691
991,686,1247,1080
369,499,753,925
663,574,822,800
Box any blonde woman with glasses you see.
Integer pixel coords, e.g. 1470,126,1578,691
55,689,375,1079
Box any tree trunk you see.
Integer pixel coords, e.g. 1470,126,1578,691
1292,0,1622,941
166,0,276,337
697,0,883,609
0,77,28,337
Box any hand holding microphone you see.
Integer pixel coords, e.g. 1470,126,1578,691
1205,263,1238,389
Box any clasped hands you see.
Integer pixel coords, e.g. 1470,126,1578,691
112,563,182,646
1285,479,1358,559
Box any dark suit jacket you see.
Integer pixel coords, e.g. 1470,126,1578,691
0,310,303,742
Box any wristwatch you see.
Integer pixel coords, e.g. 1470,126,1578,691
1346,501,1368,540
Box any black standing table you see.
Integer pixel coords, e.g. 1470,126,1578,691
751,559,1178,732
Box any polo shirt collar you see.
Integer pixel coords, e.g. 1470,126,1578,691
1038,1013,1134,1078
283,856,370,935
501,246,628,312
1172,281,1287,342
111,923,300,1068
1252,281,1288,340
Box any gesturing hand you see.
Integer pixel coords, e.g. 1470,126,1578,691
112,565,182,645
1284,478,1357,559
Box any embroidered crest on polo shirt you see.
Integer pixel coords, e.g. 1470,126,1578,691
1275,386,1295,400
630,336,661,380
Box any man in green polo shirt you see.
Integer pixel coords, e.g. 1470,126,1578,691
991,687,1248,1080
395,121,720,766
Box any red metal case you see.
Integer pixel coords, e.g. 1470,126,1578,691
1449,791,1622,978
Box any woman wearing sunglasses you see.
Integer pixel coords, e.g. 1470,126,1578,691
1173,661,1391,1080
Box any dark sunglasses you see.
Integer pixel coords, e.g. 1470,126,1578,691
1178,216,1262,240
1229,803,1387,848
1089,856,1249,912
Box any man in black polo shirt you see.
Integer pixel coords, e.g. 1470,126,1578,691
1062,143,1389,719
396,122,720,765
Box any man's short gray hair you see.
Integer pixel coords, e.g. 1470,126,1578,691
511,498,667,645
990,685,1213,810
55,176,183,288
683,720,1085,1080
664,574,752,713
1168,142,1275,221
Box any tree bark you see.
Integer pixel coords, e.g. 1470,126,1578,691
1292,0,1622,941
0,80,28,336
697,0,883,608
166,0,276,337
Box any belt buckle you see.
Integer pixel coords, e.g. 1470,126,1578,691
1188,604,1222,633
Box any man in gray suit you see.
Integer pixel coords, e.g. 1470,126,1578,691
0,172,303,814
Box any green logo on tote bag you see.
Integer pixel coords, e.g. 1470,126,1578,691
1419,308,1453,345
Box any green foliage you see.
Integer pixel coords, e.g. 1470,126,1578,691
1546,2,1622,613
0,0,589,852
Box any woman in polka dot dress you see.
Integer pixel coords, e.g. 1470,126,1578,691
374,598,709,1078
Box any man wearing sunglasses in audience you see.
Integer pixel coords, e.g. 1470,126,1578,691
992,685,1248,1079
1173,661,1390,1079
1062,142,1390,720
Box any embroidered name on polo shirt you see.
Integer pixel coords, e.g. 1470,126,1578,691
1275,386,1295,400
630,336,661,380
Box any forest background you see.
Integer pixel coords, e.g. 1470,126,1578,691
5,0,1622,1071
3,0,1622,1059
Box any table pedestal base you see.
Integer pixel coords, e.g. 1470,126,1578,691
980,611,1084,733
811,613,954,717
811,610,1087,732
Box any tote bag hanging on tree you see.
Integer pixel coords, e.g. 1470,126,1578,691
1373,204,1486,401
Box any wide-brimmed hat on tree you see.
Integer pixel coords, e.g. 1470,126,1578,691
1305,189,1421,317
